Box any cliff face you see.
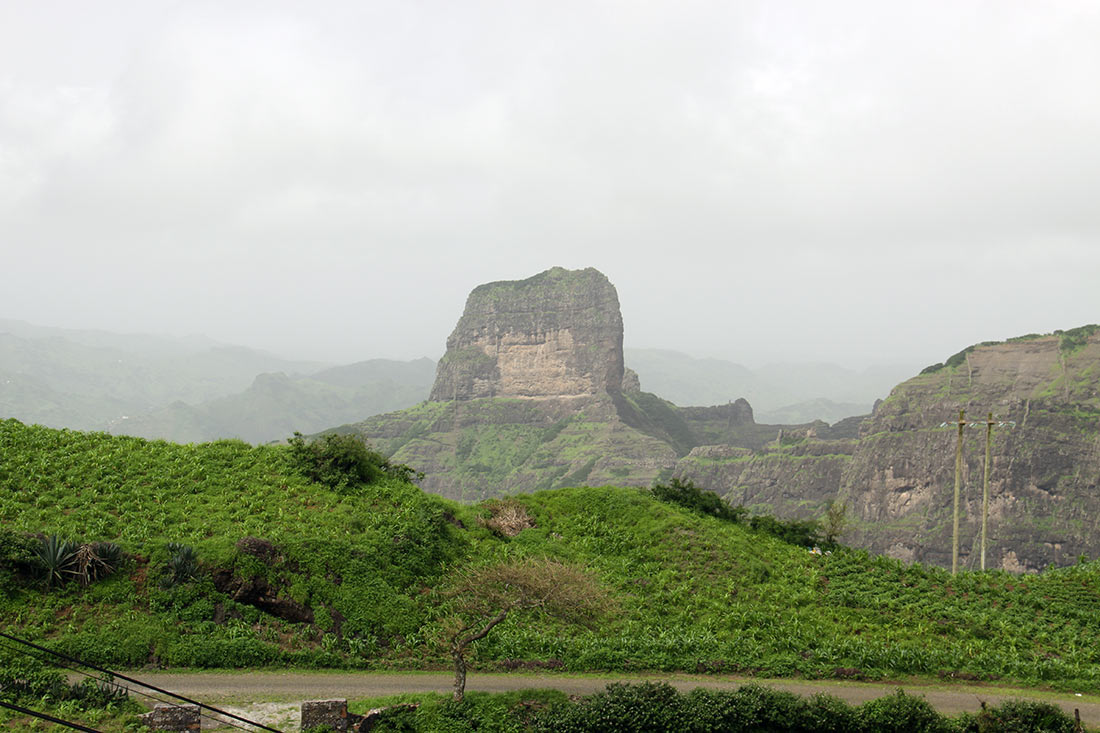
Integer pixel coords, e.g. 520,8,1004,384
675,328,1100,571
344,265,1100,571
352,268,675,501
843,330,1100,571
429,267,624,401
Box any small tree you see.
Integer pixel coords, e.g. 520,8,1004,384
822,500,849,545
441,558,614,702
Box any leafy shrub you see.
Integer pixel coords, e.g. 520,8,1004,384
857,689,953,733
0,650,69,701
160,636,283,668
288,432,422,491
651,478,746,523
0,527,38,589
0,649,129,711
683,684,808,731
944,346,976,370
1057,324,1100,353
748,515,822,548
802,692,862,732
962,699,1077,733
52,626,158,667
534,681,688,732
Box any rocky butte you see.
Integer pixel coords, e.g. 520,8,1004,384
429,267,625,401
346,268,681,500
340,268,1100,571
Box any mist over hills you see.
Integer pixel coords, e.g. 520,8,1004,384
624,348,915,423
0,316,900,443
111,358,437,444
0,320,325,432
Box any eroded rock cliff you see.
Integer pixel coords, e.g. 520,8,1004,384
675,327,1100,571
429,267,624,401
350,268,676,500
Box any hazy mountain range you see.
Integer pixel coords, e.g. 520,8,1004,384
623,348,915,423
0,318,914,443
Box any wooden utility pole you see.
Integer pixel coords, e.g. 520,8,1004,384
953,409,965,575
981,412,993,571
938,413,1015,574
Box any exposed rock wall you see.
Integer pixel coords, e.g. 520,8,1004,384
351,268,675,501
430,267,625,401
675,330,1100,571
843,332,1100,571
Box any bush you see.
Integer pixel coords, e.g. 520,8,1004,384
0,528,38,589
651,478,746,523
748,514,822,548
962,699,1077,733
288,432,422,491
857,690,953,733
534,682,689,732
684,684,808,731
161,542,199,588
0,649,129,710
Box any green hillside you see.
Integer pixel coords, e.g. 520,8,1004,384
3,418,1100,691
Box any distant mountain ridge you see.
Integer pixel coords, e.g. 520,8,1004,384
624,347,913,423
0,325,326,432
0,319,434,441
112,358,437,444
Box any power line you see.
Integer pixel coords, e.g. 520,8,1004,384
0,630,282,733
0,699,103,733
0,638,259,733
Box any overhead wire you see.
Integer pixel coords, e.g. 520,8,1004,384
0,637,262,733
0,699,104,733
0,630,282,733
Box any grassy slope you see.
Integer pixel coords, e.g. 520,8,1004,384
3,419,1100,690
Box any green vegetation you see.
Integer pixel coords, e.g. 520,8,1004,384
0,646,140,731
441,558,613,701
651,477,747,523
1056,324,1100,353
651,478,826,548
353,684,1082,732
920,324,1100,374
288,431,422,490
5,418,1100,697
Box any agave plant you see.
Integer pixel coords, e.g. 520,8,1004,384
37,534,78,589
162,542,199,588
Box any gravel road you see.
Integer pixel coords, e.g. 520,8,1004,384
121,671,1100,728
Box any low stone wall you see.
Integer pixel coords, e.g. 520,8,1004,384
139,704,200,732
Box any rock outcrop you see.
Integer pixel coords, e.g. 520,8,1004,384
675,327,1100,571
350,268,678,500
429,267,624,401
343,267,1100,572
346,267,839,502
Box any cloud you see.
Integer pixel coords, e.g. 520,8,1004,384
2,0,1099,366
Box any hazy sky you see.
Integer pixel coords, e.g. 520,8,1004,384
3,1,1098,369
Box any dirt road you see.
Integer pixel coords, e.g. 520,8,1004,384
124,671,1100,727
